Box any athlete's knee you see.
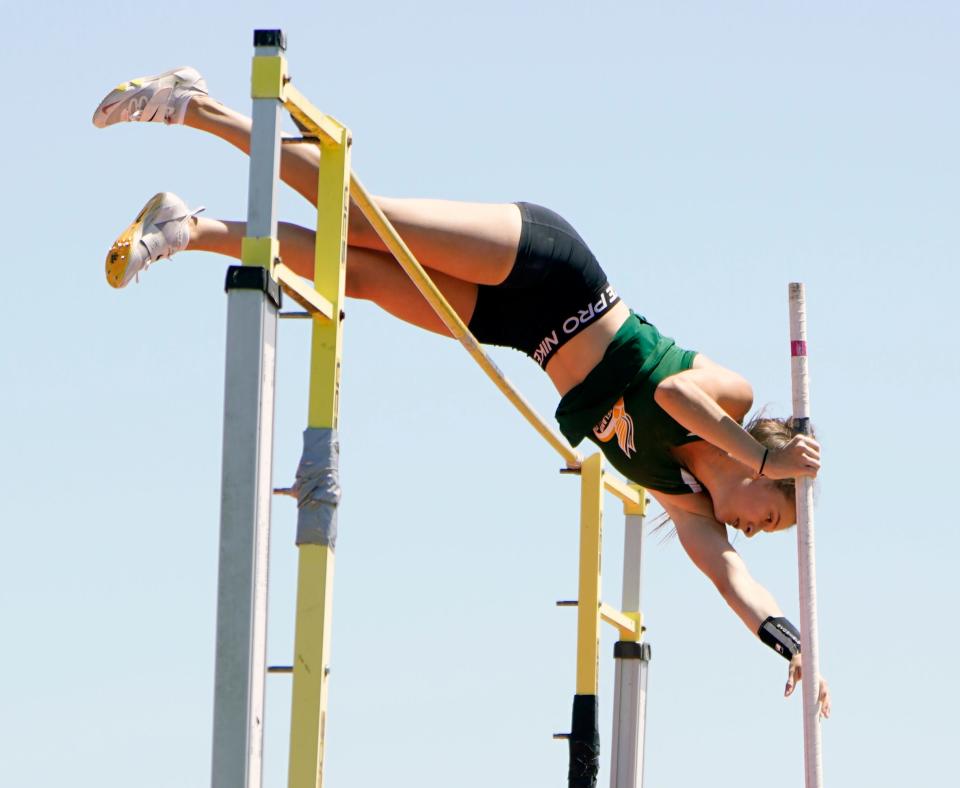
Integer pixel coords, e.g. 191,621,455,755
345,251,383,301
344,258,366,299
347,196,389,249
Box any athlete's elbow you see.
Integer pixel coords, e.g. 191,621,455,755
653,375,691,408
730,376,754,415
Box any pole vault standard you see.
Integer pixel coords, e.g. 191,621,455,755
207,29,649,788
210,28,341,788
247,28,649,788
788,284,824,788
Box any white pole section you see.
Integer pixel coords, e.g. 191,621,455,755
788,283,824,788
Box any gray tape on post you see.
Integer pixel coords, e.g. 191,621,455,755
294,428,341,548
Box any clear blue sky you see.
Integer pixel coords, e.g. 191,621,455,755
3,2,957,786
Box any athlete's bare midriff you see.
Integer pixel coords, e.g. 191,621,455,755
545,300,632,395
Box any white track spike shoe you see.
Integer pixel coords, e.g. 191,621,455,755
92,67,207,128
106,193,204,289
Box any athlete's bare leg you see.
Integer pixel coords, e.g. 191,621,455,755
189,216,477,336
183,97,521,286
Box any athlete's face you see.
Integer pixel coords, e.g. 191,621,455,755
713,479,796,538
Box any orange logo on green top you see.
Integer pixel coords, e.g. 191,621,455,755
593,398,636,459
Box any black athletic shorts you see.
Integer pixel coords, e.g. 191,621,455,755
467,202,621,368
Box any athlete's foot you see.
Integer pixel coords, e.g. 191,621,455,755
106,193,204,289
92,67,208,128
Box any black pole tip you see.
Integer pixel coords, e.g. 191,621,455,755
253,29,287,50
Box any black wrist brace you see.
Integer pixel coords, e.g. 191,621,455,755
758,616,801,660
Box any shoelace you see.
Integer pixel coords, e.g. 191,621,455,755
133,205,206,285
163,79,203,124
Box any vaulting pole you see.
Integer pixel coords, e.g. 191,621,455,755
788,283,824,788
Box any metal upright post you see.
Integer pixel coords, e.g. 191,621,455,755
609,486,650,788
210,28,286,788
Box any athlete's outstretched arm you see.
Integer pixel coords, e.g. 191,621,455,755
659,498,784,631
657,496,832,716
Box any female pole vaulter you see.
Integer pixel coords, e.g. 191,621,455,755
95,67,830,716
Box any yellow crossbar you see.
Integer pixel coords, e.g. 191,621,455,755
351,177,580,465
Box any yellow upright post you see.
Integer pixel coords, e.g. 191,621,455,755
568,452,604,788
286,107,351,788
575,453,604,695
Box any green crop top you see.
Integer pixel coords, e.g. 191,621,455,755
555,313,704,496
